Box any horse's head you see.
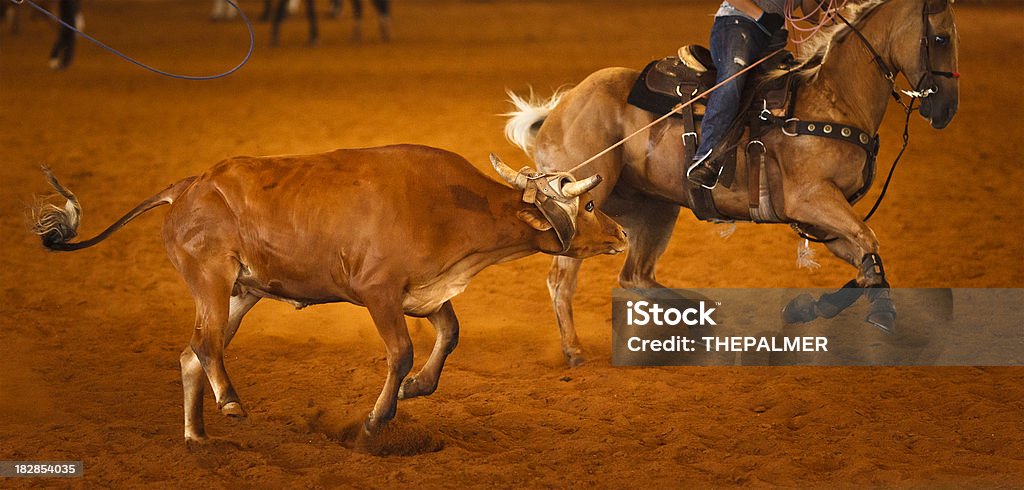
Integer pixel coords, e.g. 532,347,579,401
891,0,960,129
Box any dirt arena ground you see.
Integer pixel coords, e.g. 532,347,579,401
2,0,1022,487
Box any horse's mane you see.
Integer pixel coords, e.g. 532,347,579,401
763,0,889,84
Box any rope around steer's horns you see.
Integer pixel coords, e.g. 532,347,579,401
490,153,602,199
566,47,787,175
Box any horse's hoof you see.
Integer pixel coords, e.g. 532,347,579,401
866,311,896,334
220,401,247,418
566,353,586,368
183,432,208,448
782,293,818,324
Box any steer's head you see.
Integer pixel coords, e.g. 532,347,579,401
490,154,627,258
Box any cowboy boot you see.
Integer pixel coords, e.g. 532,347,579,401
686,151,723,189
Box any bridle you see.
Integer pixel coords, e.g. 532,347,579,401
793,0,960,244
836,0,959,107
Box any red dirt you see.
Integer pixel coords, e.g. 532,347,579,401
1,0,1022,487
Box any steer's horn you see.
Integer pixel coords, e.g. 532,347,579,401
490,153,529,190
561,174,603,198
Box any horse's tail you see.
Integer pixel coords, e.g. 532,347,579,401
32,167,197,252
502,88,568,157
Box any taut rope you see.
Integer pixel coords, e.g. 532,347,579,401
566,47,786,175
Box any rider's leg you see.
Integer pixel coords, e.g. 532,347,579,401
686,16,769,188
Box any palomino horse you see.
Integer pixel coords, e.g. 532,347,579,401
505,0,959,366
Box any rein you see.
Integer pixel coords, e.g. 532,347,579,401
13,0,254,80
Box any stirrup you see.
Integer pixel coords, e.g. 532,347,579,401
678,45,709,74
686,151,722,190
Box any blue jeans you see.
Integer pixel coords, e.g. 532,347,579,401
693,16,772,161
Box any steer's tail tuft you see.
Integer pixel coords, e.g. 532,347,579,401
33,166,83,250
32,167,197,252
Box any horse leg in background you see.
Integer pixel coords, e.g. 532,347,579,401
350,0,362,42
270,0,288,46
783,185,896,332
329,0,341,18
180,293,260,443
48,0,78,70
398,301,459,400
1,1,21,35
305,0,318,46
259,0,273,22
373,0,390,42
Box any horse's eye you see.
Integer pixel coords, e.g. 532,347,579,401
934,35,950,46
585,201,595,212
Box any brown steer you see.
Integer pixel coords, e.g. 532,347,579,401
33,144,626,443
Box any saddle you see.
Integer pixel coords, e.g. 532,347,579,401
627,46,808,223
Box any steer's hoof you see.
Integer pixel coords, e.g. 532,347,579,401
782,294,818,324
397,378,416,400
220,401,248,418
398,377,434,400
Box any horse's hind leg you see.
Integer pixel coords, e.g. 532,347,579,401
612,196,680,289
547,256,585,367
180,291,259,442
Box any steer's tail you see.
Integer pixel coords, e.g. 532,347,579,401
32,167,197,252
502,88,567,157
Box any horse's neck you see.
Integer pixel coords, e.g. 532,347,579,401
799,8,900,133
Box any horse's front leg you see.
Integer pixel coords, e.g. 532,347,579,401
783,184,896,332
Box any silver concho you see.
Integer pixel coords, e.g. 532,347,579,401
841,127,852,137
859,133,870,144
823,124,833,134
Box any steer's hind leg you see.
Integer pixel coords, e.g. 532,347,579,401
181,292,260,442
363,290,414,433
398,301,459,400
179,258,252,426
